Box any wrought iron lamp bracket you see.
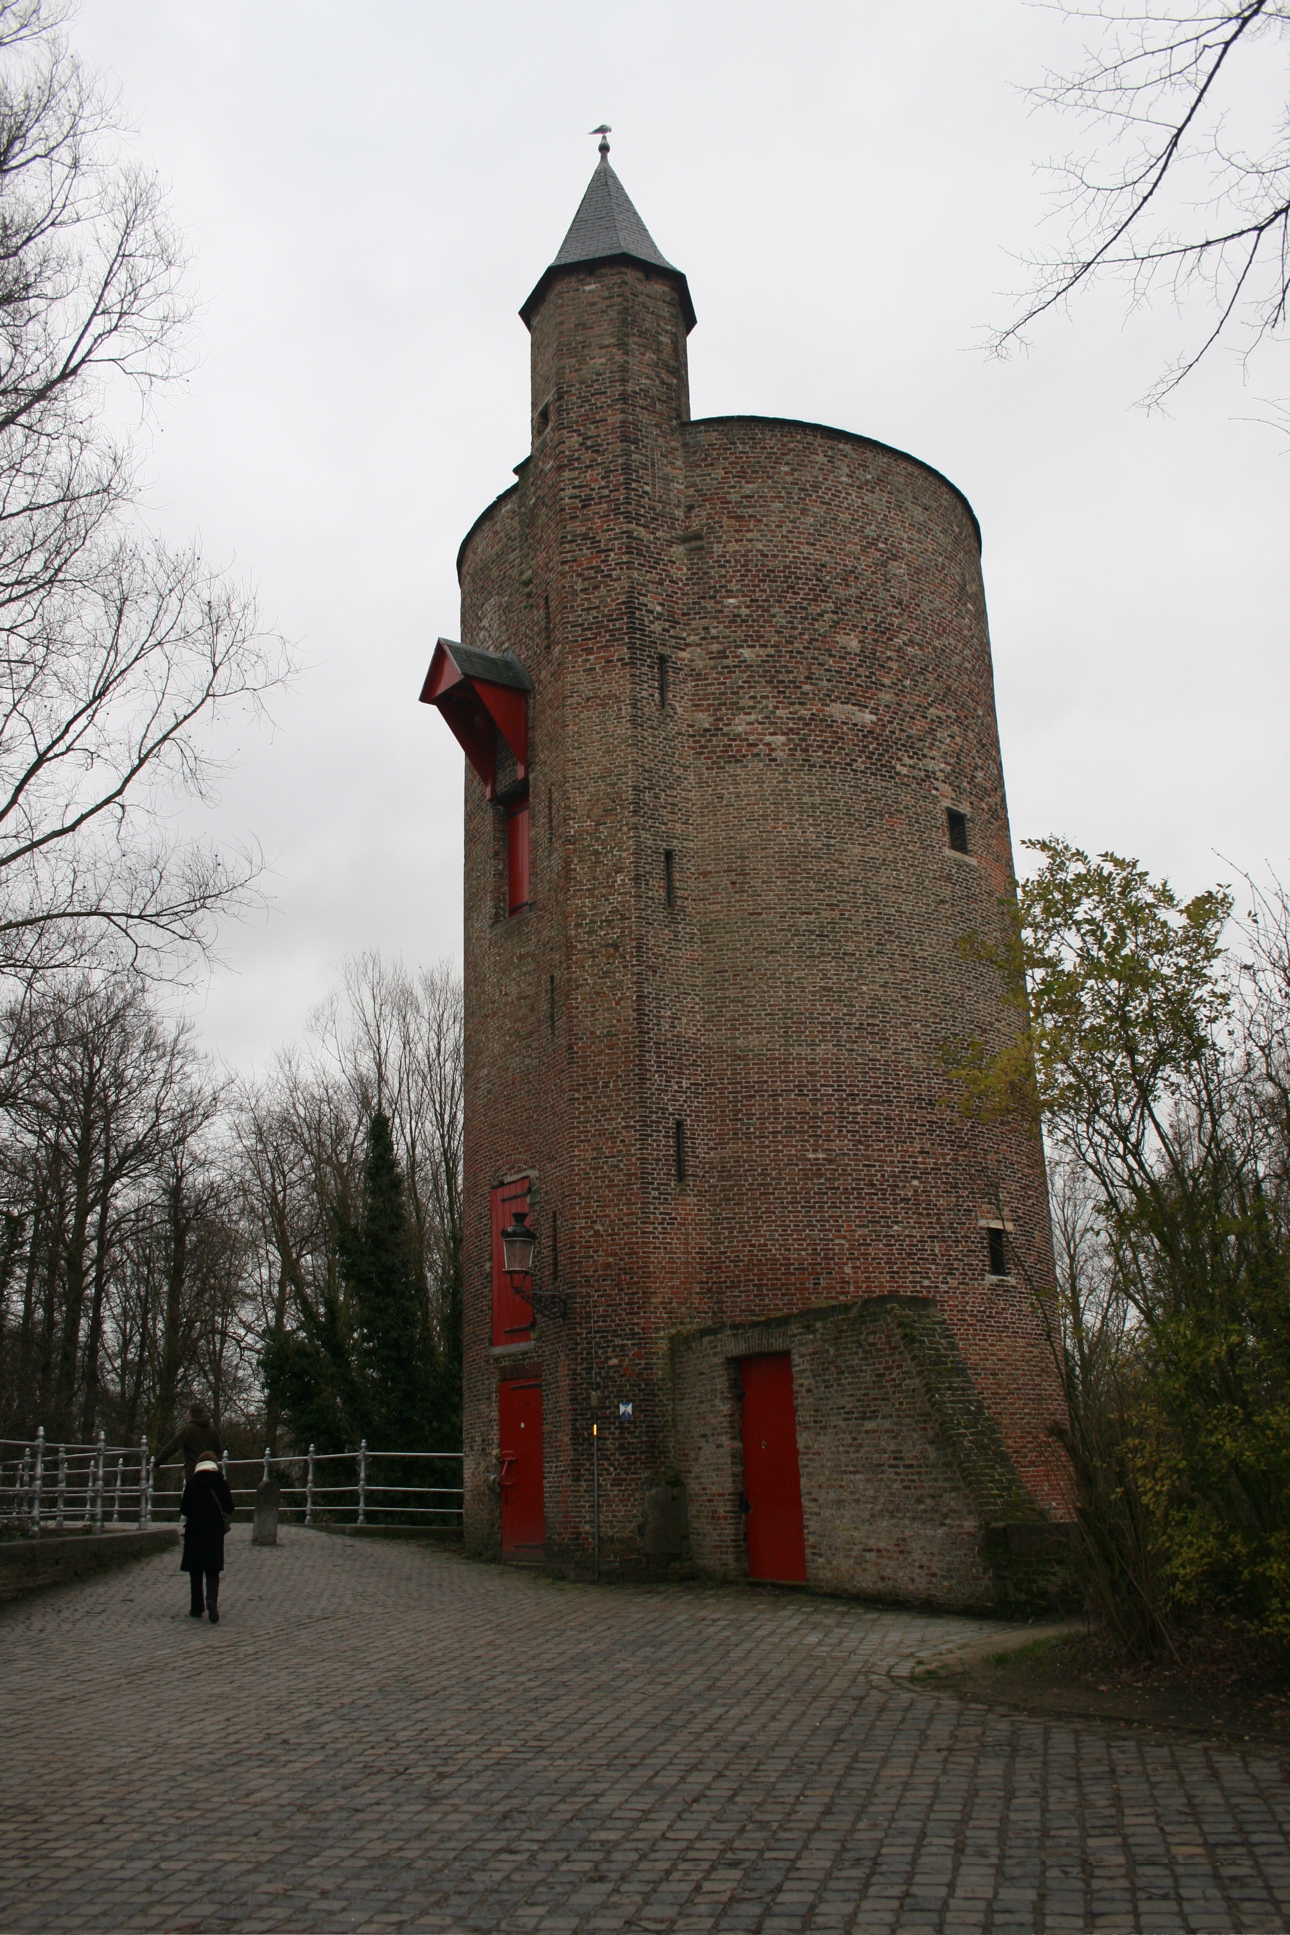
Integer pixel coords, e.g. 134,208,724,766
514,1280,568,1320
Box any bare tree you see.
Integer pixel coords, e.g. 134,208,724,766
235,956,464,1452
231,1059,361,1452
996,2,1290,403
0,1,290,988
313,955,463,1371
0,955,464,1452
0,970,221,1440
0,538,287,984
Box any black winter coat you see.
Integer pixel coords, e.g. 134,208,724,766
180,1468,235,1575
157,1419,223,1481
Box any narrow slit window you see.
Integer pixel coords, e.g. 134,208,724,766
987,1226,1008,1277
663,848,675,907
947,808,970,854
657,654,669,706
673,1118,687,1185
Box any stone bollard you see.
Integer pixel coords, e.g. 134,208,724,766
252,1479,281,1548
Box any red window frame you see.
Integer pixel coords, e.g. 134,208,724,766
507,798,530,914
491,1177,532,1347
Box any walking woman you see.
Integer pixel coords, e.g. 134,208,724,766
181,1454,235,1624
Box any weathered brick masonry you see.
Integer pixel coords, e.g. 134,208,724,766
431,145,1072,1608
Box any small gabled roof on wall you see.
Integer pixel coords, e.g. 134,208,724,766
419,638,531,800
425,641,533,695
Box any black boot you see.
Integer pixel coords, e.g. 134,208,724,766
206,1571,220,1624
189,1577,204,1618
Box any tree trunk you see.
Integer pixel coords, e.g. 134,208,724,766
122,1275,151,1445
54,1097,98,1437
13,1189,42,1436
78,1189,113,1441
153,1171,191,1449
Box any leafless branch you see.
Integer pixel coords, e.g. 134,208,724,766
994,1,1290,404
0,3,292,987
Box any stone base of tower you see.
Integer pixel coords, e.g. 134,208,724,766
668,1297,1069,1614
462,1297,1072,1616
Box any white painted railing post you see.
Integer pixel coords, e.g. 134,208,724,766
93,1431,105,1531
221,1449,229,1482
306,1444,316,1526
138,1440,149,1528
28,1426,43,1536
358,1440,367,1526
55,1443,66,1530
262,1444,271,1483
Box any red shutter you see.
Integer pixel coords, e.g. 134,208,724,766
507,800,530,913
491,1178,532,1347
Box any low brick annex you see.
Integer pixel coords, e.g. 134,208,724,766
423,138,1073,1610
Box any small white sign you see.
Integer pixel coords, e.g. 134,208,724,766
618,1401,633,1421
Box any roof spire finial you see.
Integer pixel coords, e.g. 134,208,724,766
520,131,696,333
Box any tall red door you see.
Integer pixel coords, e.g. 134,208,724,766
740,1353,807,1583
498,1378,544,1557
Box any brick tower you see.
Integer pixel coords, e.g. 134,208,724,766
422,139,1071,1608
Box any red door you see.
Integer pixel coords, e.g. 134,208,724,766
740,1353,807,1583
499,1378,544,1556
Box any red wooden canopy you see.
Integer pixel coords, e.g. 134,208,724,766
419,639,532,800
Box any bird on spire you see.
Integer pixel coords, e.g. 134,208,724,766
589,123,611,160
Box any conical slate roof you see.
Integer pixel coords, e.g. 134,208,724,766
520,149,695,332
552,158,676,274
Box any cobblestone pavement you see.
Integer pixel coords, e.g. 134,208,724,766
2,1529,1289,1934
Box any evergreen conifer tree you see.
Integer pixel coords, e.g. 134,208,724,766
337,1110,441,1451
259,1287,354,1455
263,1113,452,1494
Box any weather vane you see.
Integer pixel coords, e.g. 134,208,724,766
589,124,611,160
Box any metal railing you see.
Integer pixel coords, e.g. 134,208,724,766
1,1430,145,1533
1,1431,463,1535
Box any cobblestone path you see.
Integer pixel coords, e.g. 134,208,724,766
2,1529,1289,1933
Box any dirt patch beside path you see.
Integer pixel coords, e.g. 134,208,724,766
919,1624,1290,1745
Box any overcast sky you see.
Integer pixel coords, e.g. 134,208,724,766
72,0,1289,1074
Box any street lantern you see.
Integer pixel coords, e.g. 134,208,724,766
501,1208,537,1281
501,1207,566,1319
